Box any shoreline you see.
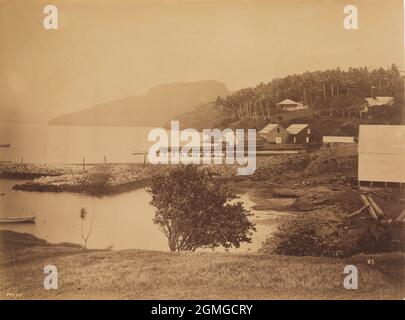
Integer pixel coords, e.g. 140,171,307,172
11,177,151,195
0,163,163,195
2,144,405,258
0,148,315,196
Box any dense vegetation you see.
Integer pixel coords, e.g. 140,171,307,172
213,65,403,121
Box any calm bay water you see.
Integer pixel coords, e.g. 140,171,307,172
0,124,276,252
0,124,154,164
0,179,275,251
0,179,168,250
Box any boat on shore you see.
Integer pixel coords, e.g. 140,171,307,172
0,144,11,148
0,216,36,223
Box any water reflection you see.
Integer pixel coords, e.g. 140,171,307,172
0,179,167,250
0,179,275,252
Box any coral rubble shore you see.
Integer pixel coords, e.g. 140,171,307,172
1,152,311,195
4,163,159,195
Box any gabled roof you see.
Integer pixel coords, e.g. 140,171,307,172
259,123,281,134
365,96,394,106
277,99,299,105
359,125,405,154
286,124,309,135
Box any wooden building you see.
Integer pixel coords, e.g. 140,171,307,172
361,96,394,114
323,136,355,145
277,99,308,112
258,124,290,144
286,124,314,144
358,125,405,187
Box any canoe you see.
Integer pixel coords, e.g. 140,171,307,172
0,216,36,223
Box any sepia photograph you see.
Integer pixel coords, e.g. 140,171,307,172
0,0,404,305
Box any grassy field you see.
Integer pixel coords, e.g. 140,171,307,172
1,231,404,300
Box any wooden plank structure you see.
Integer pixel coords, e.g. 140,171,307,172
348,204,369,217
356,191,391,223
355,191,405,224
358,125,405,190
323,136,355,144
360,194,379,220
367,195,384,218
396,209,405,222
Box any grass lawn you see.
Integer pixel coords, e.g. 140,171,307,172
1,231,404,300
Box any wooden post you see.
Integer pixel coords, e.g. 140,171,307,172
83,157,85,171
348,204,369,217
367,196,384,218
21,157,23,164
360,194,378,220
104,156,107,164
396,209,405,222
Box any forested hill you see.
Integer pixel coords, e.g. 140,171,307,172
173,65,403,135
213,65,403,122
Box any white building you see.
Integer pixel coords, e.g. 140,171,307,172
277,99,308,112
323,136,355,144
362,96,394,113
358,125,405,184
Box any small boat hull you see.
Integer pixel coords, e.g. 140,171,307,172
0,144,11,148
0,216,36,223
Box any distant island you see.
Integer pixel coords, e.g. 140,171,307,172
48,80,229,127
0,107,53,125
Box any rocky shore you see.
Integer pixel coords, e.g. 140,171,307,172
8,164,162,195
0,145,358,199
3,145,404,258
1,162,239,195
0,163,83,179
1,150,313,196
225,144,405,258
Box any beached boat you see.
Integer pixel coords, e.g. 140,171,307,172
0,144,11,148
0,216,36,223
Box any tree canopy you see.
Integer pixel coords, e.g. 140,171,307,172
214,65,403,121
147,165,255,252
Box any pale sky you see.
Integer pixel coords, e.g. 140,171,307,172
0,0,403,116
